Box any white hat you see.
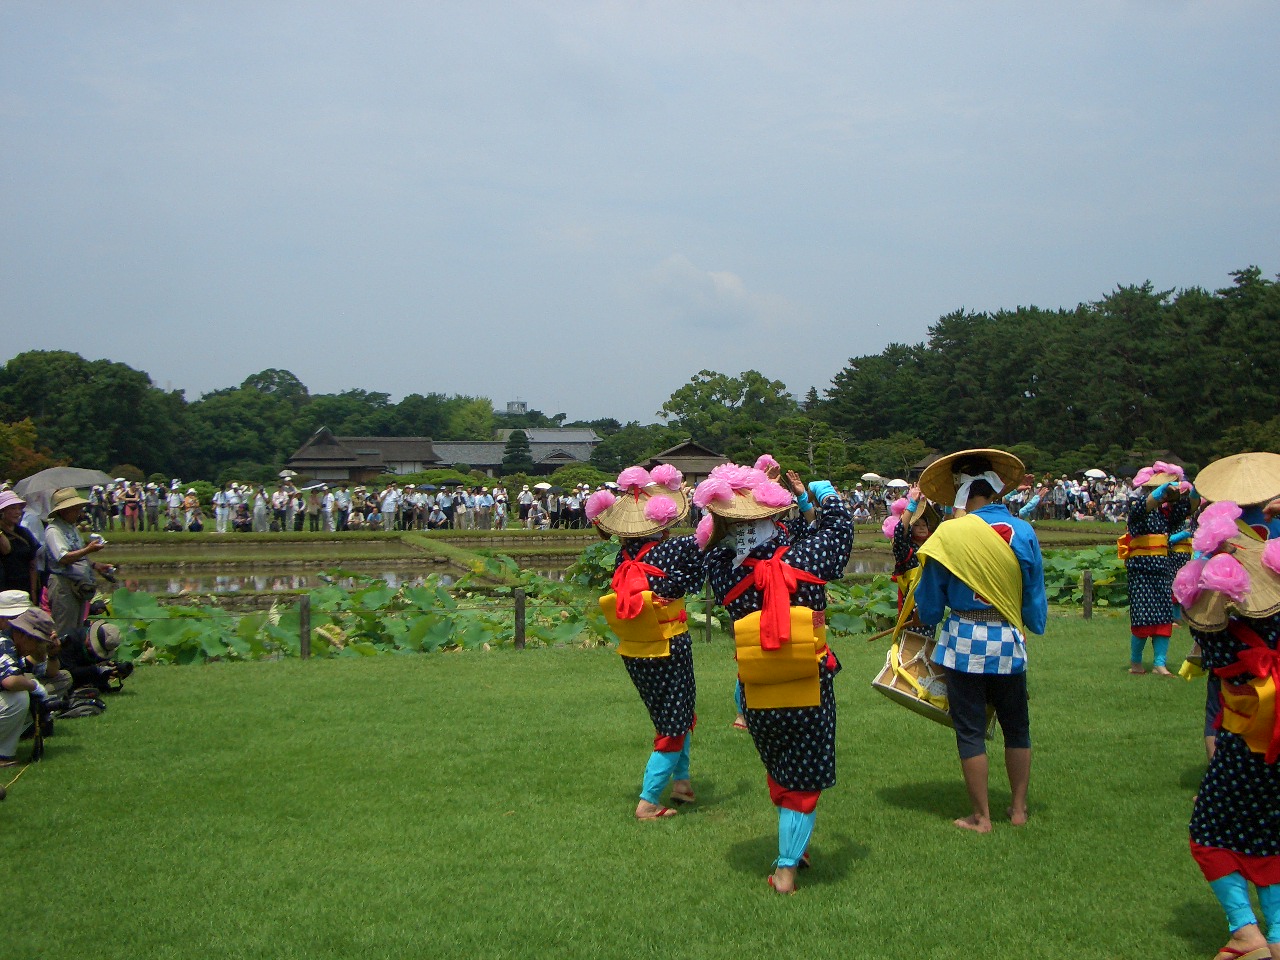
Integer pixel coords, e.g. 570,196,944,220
0,589,32,617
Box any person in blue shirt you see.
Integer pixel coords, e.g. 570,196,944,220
911,450,1048,834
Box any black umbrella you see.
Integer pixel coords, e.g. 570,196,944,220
439,480,463,487
419,484,438,491
549,486,565,494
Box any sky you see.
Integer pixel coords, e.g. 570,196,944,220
2,1,1277,425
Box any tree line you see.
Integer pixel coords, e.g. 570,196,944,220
1,267,1274,484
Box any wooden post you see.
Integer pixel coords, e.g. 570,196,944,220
1081,568,1093,620
514,588,526,650
299,594,312,659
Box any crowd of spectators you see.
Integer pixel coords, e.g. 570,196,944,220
0,485,136,770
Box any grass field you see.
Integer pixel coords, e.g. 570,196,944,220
4,609,1228,960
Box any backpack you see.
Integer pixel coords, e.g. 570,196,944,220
58,687,107,719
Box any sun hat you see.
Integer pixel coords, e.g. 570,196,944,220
589,464,689,538
692,462,794,523
9,607,54,643
0,589,31,617
47,487,91,518
1178,522,1280,631
0,490,26,511
1194,452,1280,506
918,449,1025,509
87,621,122,660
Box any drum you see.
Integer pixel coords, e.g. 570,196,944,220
871,630,995,736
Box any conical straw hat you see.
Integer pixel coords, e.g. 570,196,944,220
919,448,1025,508
594,485,689,539
1194,452,1280,506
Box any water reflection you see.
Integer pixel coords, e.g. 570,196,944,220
112,554,885,597
116,566,568,595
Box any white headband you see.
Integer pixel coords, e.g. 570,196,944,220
953,470,1004,511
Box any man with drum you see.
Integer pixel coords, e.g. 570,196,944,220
907,449,1048,833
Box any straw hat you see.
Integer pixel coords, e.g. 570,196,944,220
919,449,1025,508
1182,532,1280,631
703,489,792,523
594,484,689,538
1194,452,1280,506
47,486,91,518
1138,470,1182,488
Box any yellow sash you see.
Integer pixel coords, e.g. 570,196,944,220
1170,541,1193,555
1117,533,1169,559
734,606,827,710
1219,677,1278,758
599,591,687,659
893,514,1024,642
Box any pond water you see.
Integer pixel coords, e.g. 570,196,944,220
114,564,570,595
110,552,891,596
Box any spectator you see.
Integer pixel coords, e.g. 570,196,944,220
42,487,109,643
0,490,40,601
0,591,51,766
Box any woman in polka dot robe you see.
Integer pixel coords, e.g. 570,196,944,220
695,464,853,894
1124,462,1195,675
1178,487,1280,960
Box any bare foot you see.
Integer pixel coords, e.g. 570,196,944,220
1128,665,1147,675
1006,806,1028,826
731,715,748,731
953,814,992,833
768,866,797,894
635,800,677,820
1151,666,1173,677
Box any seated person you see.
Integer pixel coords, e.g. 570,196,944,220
59,619,133,693
366,509,383,531
346,509,366,530
851,503,872,522
0,597,56,764
232,503,252,533
426,506,448,530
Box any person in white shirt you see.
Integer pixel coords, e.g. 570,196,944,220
321,487,336,531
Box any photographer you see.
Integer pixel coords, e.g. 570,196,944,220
42,488,111,643
0,592,54,766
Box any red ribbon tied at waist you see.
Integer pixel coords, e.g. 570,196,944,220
723,546,826,650
611,542,666,620
1218,621,1280,763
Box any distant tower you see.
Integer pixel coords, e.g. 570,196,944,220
506,400,527,415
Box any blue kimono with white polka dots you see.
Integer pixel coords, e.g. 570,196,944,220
705,498,854,791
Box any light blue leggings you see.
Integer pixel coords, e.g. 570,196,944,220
776,808,816,869
1130,634,1170,668
1209,873,1280,943
639,734,692,804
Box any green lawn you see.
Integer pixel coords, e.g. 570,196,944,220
4,610,1227,960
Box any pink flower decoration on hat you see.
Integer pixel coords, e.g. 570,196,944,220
881,515,900,540
695,514,715,550
644,495,678,526
1132,467,1155,487
617,466,652,491
1172,558,1207,607
1153,461,1185,481
650,464,683,491
1201,553,1250,602
752,481,793,509
753,454,779,473
889,497,908,518
1194,501,1242,554
693,477,734,509
1264,537,1280,578
584,489,616,521
708,463,764,490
